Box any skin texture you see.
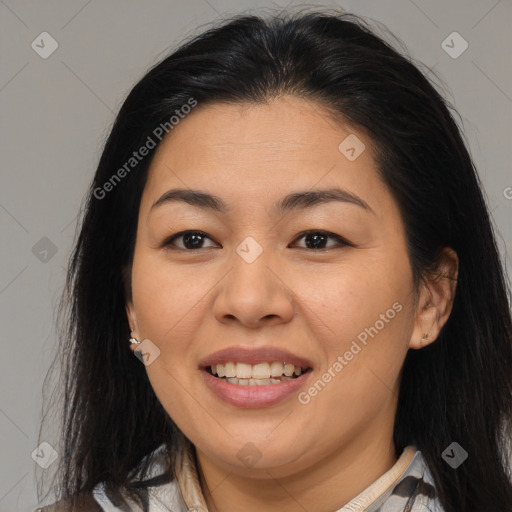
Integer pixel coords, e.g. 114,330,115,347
126,96,458,511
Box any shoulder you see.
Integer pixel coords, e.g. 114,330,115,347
34,493,104,512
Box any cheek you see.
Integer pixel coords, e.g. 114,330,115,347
130,252,211,431
297,252,414,402
131,250,205,342
305,254,412,347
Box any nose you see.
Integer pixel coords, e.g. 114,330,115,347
213,248,295,329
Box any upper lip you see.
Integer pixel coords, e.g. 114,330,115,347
199,346,314,369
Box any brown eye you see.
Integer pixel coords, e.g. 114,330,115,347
292,230,352,250
162,231,219,250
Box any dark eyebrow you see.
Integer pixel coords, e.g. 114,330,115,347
150,188,374,215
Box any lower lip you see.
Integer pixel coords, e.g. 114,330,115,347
200,368,312,408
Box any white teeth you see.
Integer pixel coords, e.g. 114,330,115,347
252,363,270,379
210,361,308,382
224,362,236,378
283,363,295,377
236,362,253,379
224,376,290,386
270,361,284,377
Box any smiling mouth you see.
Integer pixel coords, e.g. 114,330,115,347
204,362,313,386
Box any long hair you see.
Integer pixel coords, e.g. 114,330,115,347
37,8,512,512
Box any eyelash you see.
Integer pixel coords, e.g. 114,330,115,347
160,230,353,252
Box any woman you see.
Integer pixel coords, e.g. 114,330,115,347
36,8,512,512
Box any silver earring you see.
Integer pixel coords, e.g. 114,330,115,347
129,331,141,345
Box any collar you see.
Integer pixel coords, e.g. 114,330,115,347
174,437,209,511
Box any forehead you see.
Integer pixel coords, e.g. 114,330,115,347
153,96,362,161
141,96,386,214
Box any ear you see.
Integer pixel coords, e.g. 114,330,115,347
126,299,140,352
409,247,458,350
123,263,141,352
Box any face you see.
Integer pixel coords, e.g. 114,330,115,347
126,96,438,479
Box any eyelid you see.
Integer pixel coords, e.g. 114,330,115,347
160,229,353,250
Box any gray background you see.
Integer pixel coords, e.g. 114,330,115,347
1,1,511,510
